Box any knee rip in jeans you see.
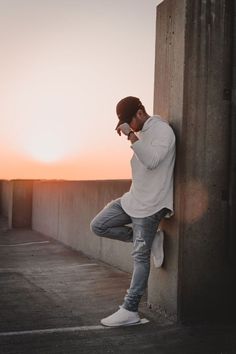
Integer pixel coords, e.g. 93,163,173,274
132,237,150,259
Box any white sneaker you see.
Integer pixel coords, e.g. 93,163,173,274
151,229,164,268
101,306,140,327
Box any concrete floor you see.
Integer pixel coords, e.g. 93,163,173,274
0,219,235,354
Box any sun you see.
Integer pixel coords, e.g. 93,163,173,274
29,146,64,163
23,129,68,164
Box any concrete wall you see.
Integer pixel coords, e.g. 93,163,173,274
0,180,13,228
0,178,173,318
32,180,134,273
0,180,33,228
12,180,33,228
0,181,1,214
153,0,236,323
229,0,236,266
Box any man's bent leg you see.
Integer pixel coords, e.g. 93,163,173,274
90,198,133,242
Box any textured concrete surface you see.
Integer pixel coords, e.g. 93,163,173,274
32,180,133,273
0,180,35,229
0,180,13,229
229,2,236,268
0,220,235,354
1,179,177,320
153,0,236,322
11,180,33,228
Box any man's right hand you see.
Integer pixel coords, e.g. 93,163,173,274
116,123,132,136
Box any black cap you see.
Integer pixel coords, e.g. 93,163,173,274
115,96,143,129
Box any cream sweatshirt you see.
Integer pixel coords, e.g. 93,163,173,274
120,115,176,218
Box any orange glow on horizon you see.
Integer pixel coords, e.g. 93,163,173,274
0,0,162,180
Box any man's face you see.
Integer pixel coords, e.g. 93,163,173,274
129,116,139,132
129,110,142,132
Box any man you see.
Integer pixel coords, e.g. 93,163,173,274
90,96,176,327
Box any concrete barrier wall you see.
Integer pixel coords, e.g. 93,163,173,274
12,180,33,228
32,180,134,273
0,180,33,229
0,180,13,228
1,178,174,319
0,181,1,214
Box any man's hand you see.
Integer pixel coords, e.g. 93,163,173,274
116,123,132,136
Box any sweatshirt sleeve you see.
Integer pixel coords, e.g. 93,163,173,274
131,125,174,170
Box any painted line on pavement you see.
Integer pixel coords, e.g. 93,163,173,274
0,264,98,272
0,319,150,337
0,241,50,247
72,263,98,267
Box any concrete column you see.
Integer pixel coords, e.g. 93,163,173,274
11,180,33,228
0,180,13,229
0,181,2,214
149,0,235,323
229,1,236,266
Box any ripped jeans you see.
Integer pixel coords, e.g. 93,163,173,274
90,197,170,312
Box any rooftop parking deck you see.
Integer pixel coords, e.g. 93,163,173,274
0,222,235,354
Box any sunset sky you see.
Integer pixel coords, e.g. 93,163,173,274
1,0,162,180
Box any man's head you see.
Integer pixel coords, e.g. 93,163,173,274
115,96,149,132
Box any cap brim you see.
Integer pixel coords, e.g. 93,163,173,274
115,120,123,130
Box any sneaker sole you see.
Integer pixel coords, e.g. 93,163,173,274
101,318,149,327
